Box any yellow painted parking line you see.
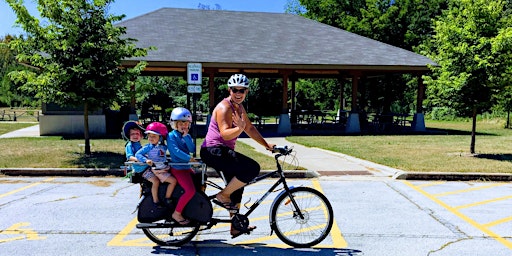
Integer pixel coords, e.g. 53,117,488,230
108,217,155,246
417,181,446,188
0,222,46,243
483,216,512,228
236,190,347,248
403,181,512,250
433,183,507,197
111,179,346,248
455,195,512,209
312,179,348,248
0,178,55,199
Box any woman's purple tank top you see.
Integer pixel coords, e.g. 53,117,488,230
201,98,237,150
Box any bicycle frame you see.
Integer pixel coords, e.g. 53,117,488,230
125,145,334,247
202,151,304,228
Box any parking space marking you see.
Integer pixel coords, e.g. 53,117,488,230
417,181,446,188
455,195,512,209
0,178,55,199
311,179,347,249
110,179,347,248
484,216,512,228
403,181,512,250
108,217,154,246
432,183,507,197
0,222,46,243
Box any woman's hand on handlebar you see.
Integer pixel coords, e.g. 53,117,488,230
266,143,276,151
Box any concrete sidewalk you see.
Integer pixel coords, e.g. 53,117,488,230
238,137,400,178
0,124,40,138
238,137,512,181
1,124,511,181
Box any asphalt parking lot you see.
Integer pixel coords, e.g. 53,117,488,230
1,176,511,255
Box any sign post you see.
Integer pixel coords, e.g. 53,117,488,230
187,63,202,156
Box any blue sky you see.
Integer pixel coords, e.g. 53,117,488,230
1,0,289,36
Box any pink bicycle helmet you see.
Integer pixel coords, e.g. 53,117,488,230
145,122,168,139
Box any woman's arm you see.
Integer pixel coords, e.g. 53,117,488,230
244,122,274,151
237,106,274,151
217,102,245,141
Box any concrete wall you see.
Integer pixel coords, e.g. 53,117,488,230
39,115,106,136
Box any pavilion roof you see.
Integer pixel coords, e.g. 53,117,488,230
118,8,436,77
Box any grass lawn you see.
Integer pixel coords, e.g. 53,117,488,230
0,127,277,169
1,119,511,173
287,119,512,173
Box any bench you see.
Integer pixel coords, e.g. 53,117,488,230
0,110,11,121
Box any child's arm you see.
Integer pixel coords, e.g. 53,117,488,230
183,134,196,154
135,144,150,165
167,135,195,162
125,143,138,162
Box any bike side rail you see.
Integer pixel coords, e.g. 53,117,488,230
123,160,213,184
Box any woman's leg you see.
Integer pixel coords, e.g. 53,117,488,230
216,177,245,204
201,147,259,236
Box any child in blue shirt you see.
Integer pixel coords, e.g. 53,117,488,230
122,121,146,173
136,122,177,208
167,107,197,225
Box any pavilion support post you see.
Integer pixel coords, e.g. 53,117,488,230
345,71,361,133
205,71,216,129
412,74,426,132
277,71,291,135
128,78,138,121
290,76,297,124
336,76,344,124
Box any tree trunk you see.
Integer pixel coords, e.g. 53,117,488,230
84,101,91,156
470,106,477,154
507,110,510,129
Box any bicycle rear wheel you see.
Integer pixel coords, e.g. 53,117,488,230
140,220,200,246
270,186,333,247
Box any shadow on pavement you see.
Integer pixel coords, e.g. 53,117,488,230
150,240,363,255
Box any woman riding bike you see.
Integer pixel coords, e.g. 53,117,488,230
200,73,275,238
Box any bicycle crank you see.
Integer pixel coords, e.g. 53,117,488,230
231,214,250,232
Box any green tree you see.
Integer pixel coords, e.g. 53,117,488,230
0,35,37,107
422,0,512,153
292,0,449,115
6,0,149,155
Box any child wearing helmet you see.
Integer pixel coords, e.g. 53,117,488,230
166,107,197,225
122,121,146,173
135,122,177,208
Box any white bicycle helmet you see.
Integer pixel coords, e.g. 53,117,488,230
227,74,249,88
169,107,192,130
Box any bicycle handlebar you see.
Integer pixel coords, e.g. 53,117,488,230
272,145,292,155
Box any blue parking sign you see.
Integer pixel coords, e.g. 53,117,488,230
187,63,202,84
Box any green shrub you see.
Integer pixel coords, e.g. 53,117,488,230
428,107,457,120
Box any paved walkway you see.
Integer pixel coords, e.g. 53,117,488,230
0,124,40,138
238,137,400,178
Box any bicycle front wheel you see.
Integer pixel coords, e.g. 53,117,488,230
141,220,200,246
270,186,333,247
